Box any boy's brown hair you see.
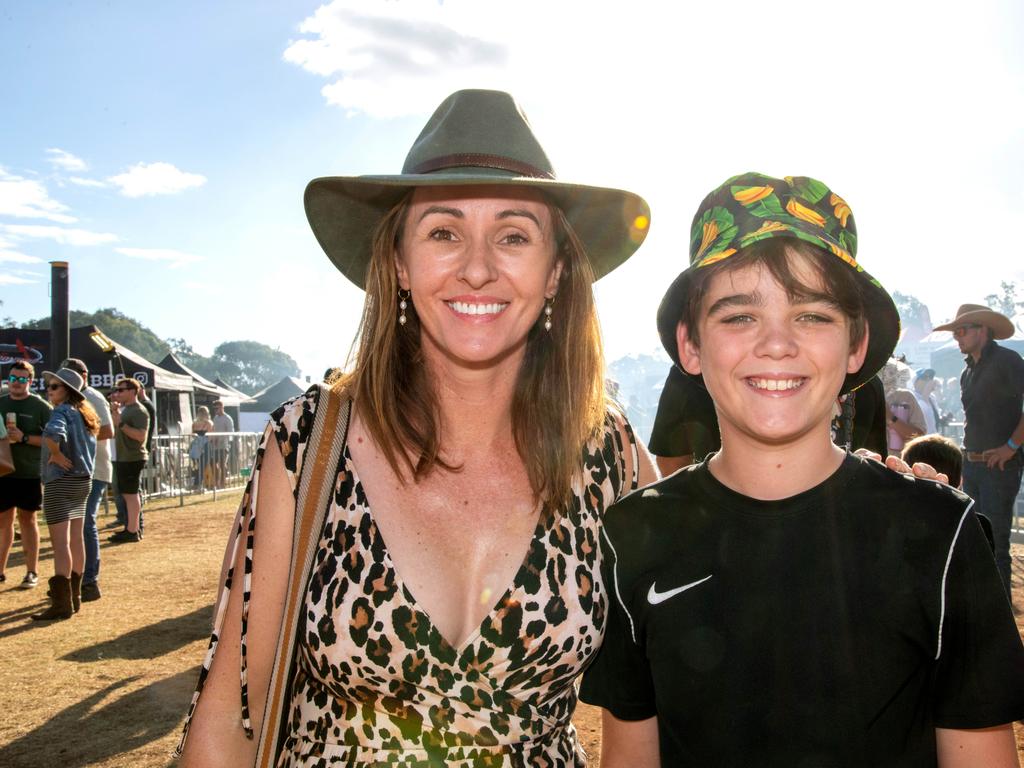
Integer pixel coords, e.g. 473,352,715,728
901,434,963,488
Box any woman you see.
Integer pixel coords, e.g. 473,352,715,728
177,89,656,766
191,405,214,490
31,367,98,621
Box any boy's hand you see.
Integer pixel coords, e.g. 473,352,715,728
853,449,950,485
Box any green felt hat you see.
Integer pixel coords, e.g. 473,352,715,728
656,172,900,394
305,89,651,288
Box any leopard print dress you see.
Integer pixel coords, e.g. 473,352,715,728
180,389,639,767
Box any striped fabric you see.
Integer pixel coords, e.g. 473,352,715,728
43,475,90,525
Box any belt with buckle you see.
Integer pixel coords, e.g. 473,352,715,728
965,451,988,462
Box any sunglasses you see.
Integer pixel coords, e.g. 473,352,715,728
8,375,30,383
114,386,133,392
952,324,983,337
48,383,64,391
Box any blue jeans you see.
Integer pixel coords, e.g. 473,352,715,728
962,452,1023,598
83,479,108,584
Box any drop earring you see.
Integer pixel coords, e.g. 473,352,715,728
543,297,554,332
398,289,410,326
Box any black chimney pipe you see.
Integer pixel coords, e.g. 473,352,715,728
50,261,69,369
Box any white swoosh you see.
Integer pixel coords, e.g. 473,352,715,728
647,574,713,605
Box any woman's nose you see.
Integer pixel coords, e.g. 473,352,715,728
457,238,499,287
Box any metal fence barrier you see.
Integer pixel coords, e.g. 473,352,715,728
142,432,260,505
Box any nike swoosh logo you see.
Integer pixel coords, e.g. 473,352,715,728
647,574,713,605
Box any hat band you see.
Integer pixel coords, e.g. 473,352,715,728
410,153,555,180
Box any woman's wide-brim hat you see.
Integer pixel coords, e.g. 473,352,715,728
655,172,901,394
304,89,651,288
42,368,86,400
932,304,1014,340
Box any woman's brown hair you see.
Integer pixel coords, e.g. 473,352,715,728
335,192,609,515
63,389,100,436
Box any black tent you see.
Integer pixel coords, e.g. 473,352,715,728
1,325,194,434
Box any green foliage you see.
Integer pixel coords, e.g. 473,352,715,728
984,281,1023,317
22,308,170,362
211,341,300,393
891,291,928,327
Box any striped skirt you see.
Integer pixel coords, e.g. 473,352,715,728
43,476,91,525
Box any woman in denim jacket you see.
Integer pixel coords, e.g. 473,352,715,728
32,368,98,621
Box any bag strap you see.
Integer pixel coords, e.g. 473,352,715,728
254,383,351,767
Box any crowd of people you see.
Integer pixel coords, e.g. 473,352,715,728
0,358,159,615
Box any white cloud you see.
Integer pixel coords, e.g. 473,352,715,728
69,176,107,188
108,162,207,198
46,148,87,172
0,168,76,223
2,224,118,246
115,247,203,267
0,273,37,285
0,249,43,264
284,0,508,118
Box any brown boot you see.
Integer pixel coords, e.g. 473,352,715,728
31,576,73,621
70,572,82,613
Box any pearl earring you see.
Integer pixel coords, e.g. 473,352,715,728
544,297,554,332
398,289,410,326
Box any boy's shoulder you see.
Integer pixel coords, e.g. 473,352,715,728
603,463,708,546
845,452,971,518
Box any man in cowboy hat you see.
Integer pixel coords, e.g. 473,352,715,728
934,304,1024,599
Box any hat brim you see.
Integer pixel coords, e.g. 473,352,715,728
932,310,1014,340
42,371,85,400
305,172,650,289
655,253,901,395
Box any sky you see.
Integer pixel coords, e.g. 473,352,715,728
2,0,1022,381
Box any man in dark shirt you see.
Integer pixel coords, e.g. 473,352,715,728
934,304,1024,597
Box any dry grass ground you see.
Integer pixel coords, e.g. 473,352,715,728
0,493,1021,767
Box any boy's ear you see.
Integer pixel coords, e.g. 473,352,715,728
847,322,870,374
676,321,702,376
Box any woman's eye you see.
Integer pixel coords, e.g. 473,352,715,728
428,227,455,241
502,232,529,245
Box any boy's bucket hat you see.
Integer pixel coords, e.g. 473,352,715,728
656,172,900,394
932,304,1014,340
304,89,651,288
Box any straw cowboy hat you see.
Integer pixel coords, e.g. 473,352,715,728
304,89,651,288
656,172,900,394
932,304,1014,340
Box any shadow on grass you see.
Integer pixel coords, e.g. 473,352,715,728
62,604,213,662
0,666,199,768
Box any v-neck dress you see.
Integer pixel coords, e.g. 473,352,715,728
272,393,639,766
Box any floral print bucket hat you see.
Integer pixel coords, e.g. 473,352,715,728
656,172,900,394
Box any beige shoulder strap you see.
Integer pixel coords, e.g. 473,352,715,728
255,383,350,766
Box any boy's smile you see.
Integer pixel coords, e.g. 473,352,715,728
676,251,868,451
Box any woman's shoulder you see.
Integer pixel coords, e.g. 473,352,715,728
267,383,349,477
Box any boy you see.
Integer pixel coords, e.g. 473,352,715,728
580,174,1024,767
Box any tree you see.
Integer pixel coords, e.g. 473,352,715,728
984,281,1023,317
0,300,14,327
211,341,300,393
22,308,169,362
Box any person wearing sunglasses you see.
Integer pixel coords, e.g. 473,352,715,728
933,304,1024,600
0,360,51,590
31,368,99,621
108,377,149,544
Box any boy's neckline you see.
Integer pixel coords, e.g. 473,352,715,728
696,451,860,514
706,441,850,502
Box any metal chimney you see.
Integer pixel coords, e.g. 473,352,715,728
50,261,69,368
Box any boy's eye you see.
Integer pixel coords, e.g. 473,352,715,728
798,312,835,324
720,313,754,324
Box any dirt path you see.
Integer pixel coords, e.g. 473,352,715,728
0,493,1019,766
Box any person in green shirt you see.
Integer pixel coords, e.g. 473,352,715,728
108,377,149,544
0,360,52,588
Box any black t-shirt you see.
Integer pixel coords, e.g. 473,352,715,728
648,366,720,461
580,454,1024,767
961,340,1024,451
